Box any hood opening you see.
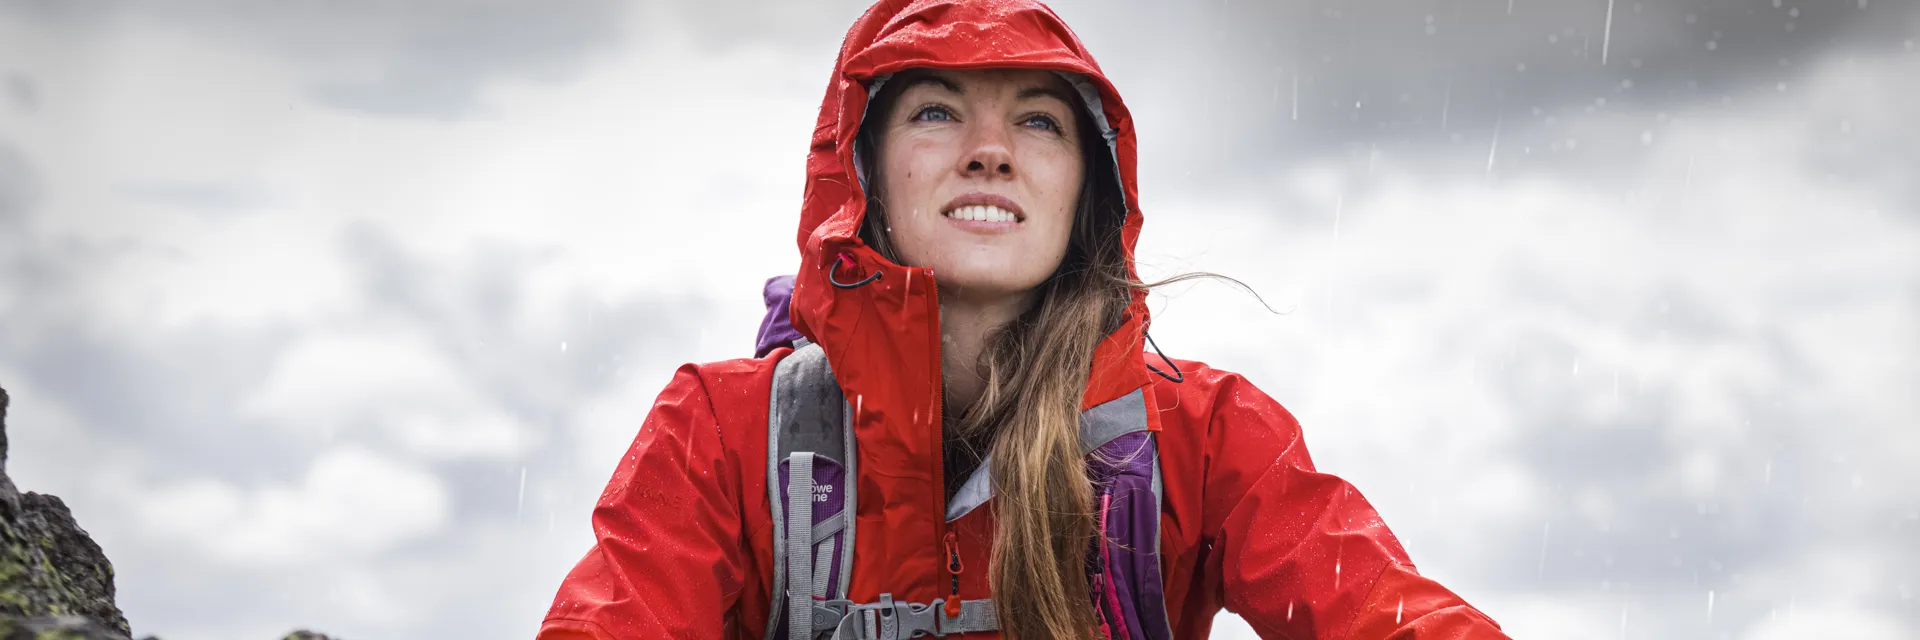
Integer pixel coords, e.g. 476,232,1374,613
847,69,1132,292
850,70,1129,235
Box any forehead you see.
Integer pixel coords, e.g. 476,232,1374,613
890,68,1075,102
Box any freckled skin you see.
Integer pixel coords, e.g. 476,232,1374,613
873,69,1084,305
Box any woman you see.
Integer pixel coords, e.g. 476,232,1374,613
540,1,1507,638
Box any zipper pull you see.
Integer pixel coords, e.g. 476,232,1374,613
943,531,964,618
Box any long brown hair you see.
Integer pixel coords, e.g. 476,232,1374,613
856,69,1134,640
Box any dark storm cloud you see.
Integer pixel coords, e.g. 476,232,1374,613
621,0,1919,203
0,0,631,118
1055,0,1917,169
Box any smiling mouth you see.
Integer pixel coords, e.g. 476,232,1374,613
942,205,1022,223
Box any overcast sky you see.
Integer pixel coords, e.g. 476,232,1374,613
1,1,1915,638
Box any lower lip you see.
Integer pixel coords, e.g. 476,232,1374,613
944,215,1022,234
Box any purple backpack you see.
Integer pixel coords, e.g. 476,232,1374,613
757,275,1172,640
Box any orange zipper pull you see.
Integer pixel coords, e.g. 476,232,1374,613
943,531,964,618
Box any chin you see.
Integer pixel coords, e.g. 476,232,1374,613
934,266,1052,300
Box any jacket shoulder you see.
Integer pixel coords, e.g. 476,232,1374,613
1145,356,1305,454
1146,357,1290,417
680,354,785,458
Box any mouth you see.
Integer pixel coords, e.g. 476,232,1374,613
940,192,1026,224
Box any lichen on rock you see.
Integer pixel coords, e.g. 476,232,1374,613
0,387,133,639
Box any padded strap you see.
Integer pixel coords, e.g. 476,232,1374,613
786,452,816,640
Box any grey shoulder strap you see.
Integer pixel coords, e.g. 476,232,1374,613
766,342,858,640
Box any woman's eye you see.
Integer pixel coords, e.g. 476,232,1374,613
1023,114,1062,133
912,105,955,122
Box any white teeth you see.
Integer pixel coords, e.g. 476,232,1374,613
947,205,1017,223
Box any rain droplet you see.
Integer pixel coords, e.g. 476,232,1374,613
1706,40,1718,51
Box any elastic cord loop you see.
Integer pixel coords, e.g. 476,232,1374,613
828,253,883,289
1143,330,1183,383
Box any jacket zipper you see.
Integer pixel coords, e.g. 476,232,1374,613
926,268,963,619
944,531,964,618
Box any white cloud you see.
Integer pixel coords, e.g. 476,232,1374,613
242,327,532,460
133,447,449,567
1742,605,1908,640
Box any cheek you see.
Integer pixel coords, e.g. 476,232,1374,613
876,140,955,265
1030,150,1084,245
880,142,950,216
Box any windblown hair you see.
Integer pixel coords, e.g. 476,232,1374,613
855,69,1135,640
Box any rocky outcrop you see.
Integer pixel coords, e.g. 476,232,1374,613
0,386,341,640
0,387,135,639
282,632,336,640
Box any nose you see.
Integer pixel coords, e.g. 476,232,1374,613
957,122,1014,179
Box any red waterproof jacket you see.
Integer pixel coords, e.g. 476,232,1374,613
540,1,1508,638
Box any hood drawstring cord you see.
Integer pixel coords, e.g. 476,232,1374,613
1144,331,1184,383
828,252,884,289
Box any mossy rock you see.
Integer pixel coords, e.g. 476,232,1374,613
0,388,131,638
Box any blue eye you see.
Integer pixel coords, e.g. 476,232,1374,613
912,105,955,122
1023,114,1062,133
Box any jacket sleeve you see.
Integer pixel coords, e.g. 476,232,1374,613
539,364,747,639
1201,373,1507,640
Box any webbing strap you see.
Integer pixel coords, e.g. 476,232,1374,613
812,511,846,542
816,595,998,639
786,452,816,640
812,538,835,598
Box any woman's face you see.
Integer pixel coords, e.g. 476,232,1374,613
871,68,1084,303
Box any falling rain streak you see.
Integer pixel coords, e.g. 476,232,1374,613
1601,0,1616,65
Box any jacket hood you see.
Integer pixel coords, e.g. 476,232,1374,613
791,0,1152,407
783,0,1156,602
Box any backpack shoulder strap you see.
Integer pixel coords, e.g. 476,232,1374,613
766,341,857,640
1082,388,1175,640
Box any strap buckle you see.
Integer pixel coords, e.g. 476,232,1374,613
888,596,947,637
812,599,853,633
819,593,995,639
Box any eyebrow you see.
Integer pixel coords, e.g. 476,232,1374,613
1016,84,1075,106
899,73,963,95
